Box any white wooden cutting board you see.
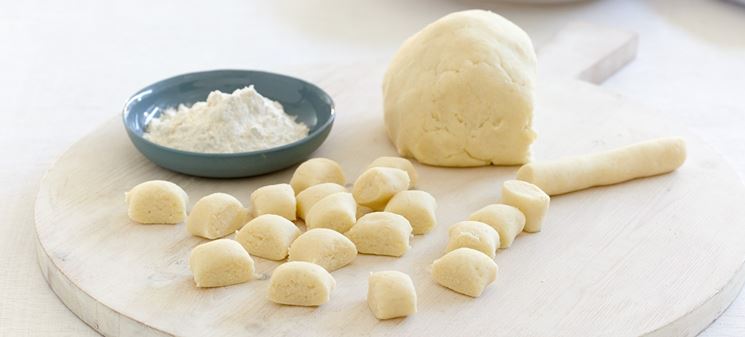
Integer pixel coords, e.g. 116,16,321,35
34,23,745,337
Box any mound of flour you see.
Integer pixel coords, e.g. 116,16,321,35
144,86,309,153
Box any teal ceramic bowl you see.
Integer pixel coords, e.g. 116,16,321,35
122,70,335,178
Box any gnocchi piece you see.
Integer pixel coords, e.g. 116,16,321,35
368,271,417,320
305,192,357,233
352,167,410,211
235,214,301,261
290,158,346,194
367,156,418,187
501,180,550,233
345,212,412,257
384,190,437,235
250,183,296,220
288,228,357,271
295,183,346,220
187,193,248,239
268,261,336,306
431,248,498,297
446,221,500,258
125,180,188,224
189,239,255,288
468,204,525,248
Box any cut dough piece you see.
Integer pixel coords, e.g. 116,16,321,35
368,156,418,187
305,192,357,233
368,271,417,320
187,193,248,239
250,183,296,220
516,137,687,195
384,190,437,235
352,167,410,211
501,180,550,233
235,214,301,261
296,183,346,220
288,228,357,271
345,212,412,257
383,10,537,167
446,221,500,258
290,158,346,194
432,247,498,297
125,180,188,224
189,239,255,288
468,204,525,247
268,261,336,306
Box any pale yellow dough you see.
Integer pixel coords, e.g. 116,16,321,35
295,182,346,220
432,248,498,297
189,239,255,288
501,180,549,233
468,204,525,247
250,183,296,220
352,167,410,211
288,228,357,271
446,221,500,258
368,271,417,320
346,212,412,257
125,180,188,224
187,193,248,239
367,156,418,187
383,10,537,167
289,158,346,194
384,190,437,235
235,214,301,261
305,192,357,233
268,261,336,306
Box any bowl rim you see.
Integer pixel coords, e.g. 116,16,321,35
121,69,335,158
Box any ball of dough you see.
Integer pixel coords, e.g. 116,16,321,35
446,221,500,258
384,190,437,235
296,183,347,220
125,180,188,224
383,10,537,167
187,193,248,239
305,192,357,233
345,212,412,257
235,214,301,261
352,167,410,211
501,180,550,233
250,183,296,220
290,158,346,194
189,239,255,288
468,204,525,248
268,261,336,306
367,156,418,187
368,271,417,320
288,228,357,271
432,247,498,297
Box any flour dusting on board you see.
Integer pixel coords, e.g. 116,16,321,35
144,86,309,153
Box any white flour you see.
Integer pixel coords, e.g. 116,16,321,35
144,86,309,153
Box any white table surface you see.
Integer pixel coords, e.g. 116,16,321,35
1,0,744,336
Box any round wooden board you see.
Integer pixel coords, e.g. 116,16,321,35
35,64,745,337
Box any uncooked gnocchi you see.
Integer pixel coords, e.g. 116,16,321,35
384,190,437,235
189,239,255,288
446,221,500,258
305,192,357,233
187,193,248,239
290,158,346,194
125,180,188,224
250,183,296,220
367,156,418,188
368,271,417,320
468,204,525,248
345,212,412,257
432,247,498,297
288,228,357,271
501,180,549,233
268,261,336,306
352,167,410,211
295,182,346,220
235,214,301,261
